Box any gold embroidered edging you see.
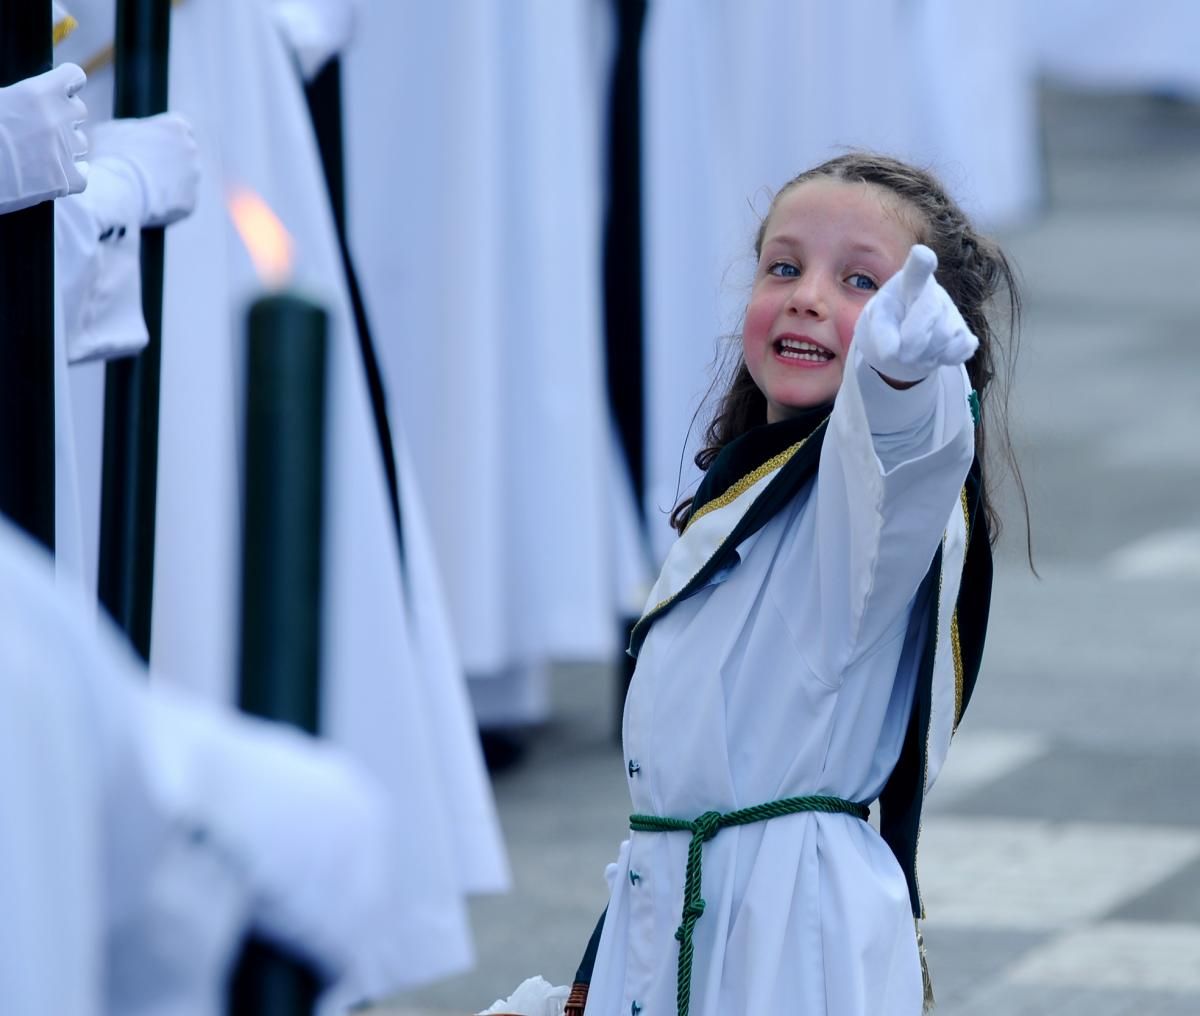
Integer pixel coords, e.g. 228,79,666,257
639,429,819,628
951,486,970,731
683,438,808,533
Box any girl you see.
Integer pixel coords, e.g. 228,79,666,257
569,153,1018,1016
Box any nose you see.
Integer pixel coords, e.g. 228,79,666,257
786,270,830,319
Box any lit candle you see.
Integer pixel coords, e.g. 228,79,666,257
238,291,328,733
229,189,329,1016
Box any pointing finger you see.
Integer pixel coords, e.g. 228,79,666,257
896,244,937,308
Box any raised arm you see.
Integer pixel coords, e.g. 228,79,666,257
796,246,976,680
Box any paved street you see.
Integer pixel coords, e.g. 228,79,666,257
382,86,1200,1015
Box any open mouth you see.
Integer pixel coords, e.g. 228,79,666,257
774,337,834,363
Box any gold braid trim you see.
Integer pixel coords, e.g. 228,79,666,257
639,432,816,625
82,44,112,77
682,437,808,533
53,16,79,46
81,0,188,77
951,485,970,732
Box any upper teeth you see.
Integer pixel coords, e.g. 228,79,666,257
779,338,827,354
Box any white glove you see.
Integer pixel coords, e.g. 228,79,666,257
139,688,401,985
0,62,88,213
270,0,362,80
87,112,199,228
477,976,570,1016
852,245,979,384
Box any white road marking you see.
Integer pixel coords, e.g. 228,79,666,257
920,818,1200,930
1107,528,1200,579
1009,920,1200,992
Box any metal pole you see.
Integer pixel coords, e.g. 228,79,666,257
229,293,329,1016
97,0,170,658
604,0,649,735
0,1,55,550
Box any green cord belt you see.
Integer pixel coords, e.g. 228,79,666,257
629,794,870,1016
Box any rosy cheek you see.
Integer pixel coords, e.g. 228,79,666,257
839,308,862,350
743,300,774,349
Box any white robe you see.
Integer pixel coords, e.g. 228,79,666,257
344,0,647,724
586,355,974,1016
59,0,506,987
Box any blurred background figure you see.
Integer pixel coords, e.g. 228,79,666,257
59,0,508,993
53,106,199,584
1027,0,1200,100
5,3,506,1011
344,0,649,762
0,515,416,1016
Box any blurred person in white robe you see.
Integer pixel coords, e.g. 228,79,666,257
0,8,199,587
343,0,649,747
640,0,1040,563
1025,0,1200,100
53,107,200,584
59,0,507,987
0,515,420,1016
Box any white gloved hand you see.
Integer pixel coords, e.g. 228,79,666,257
138,688,401,985
87,112,199,228
852,244,979,384
270,0,362,80
477,976,570,1016
0,62,88,213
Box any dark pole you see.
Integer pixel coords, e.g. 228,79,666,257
604,0,649,735
96,0,170,658
229,294,329,1016
0,1,55,550
304,58,406,570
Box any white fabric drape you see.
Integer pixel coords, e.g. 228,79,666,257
59,0,506,990
344,0,646,724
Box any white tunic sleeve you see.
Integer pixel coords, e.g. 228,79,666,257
55,190,148,365
796,347,974,682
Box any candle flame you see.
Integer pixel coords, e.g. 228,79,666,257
228,186,294,288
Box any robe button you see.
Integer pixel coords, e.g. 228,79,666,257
631,1003,642,1015
627,759,641,777
629,869,641,885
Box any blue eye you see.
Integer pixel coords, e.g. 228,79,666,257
847,273,877,291
767,261,799,278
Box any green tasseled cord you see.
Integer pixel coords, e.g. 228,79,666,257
629,794,870,1016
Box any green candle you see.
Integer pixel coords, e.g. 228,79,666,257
238,292,329,735
231,291,329,1016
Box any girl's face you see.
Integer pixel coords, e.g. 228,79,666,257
743,178,920,422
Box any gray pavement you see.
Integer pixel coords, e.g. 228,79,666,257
381,86,1200,1015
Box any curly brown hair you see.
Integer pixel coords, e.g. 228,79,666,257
670,151,1029,557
